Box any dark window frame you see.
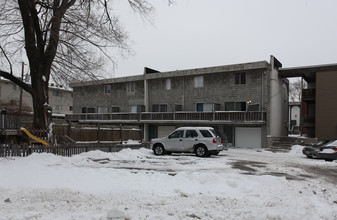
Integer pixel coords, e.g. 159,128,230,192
235,72,246,84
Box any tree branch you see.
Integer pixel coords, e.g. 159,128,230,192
0,70,33,95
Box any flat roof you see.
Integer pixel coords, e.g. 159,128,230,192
279,63,337,82
70,60,270,88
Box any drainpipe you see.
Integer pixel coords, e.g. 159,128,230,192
143,70,149,141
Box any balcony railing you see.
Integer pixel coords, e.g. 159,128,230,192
302,115,315,125
302,89,316,101
66,111,266,124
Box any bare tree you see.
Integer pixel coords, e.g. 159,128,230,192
289,78,307,102
0,0,166,129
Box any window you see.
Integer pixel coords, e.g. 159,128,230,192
168,130,184,139
196,103,215,112
52,90,61,96
111,106,120,112
235,72,246,84
246,103,260,111
104,84,111,95
225,102,235,111
194,76,204,88
200,130,213,138
175,104,182,112
152,104,167,112
162,79,171,90
82,107,95,113
53,105,62,111
225,102,246,111
97,106,108,113
186,130,198,138
130,105,145,113
160,104,167,112
127,82,135,95
69,106,73,111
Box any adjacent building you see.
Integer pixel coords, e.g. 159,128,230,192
280,64,337,140
0,78,73,115
289,102,301,134
69,56,289,148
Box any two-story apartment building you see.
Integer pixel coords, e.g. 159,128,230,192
0,78,73,115
69,56,289,148
280,64,337,140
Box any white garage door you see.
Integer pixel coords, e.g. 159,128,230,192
235,127,262,148
157,126,176,138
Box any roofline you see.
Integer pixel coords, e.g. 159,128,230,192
0,78,72,92
70,60,270,88
279,63,337,74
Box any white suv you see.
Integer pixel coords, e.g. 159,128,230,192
150,127,228,157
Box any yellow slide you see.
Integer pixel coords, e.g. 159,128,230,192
20,128,49,146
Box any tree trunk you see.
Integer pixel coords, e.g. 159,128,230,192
31,68,52,130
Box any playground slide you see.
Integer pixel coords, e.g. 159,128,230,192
20,128,49,146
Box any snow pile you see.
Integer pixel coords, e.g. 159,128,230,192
288,144,305,155
0,147,336,219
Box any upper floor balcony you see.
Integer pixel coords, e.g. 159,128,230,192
302,89,316,101
65,111,267,125
302,115,315,127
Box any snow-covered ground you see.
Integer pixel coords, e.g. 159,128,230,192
1,146,336,220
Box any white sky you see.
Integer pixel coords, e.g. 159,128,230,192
110,0,337,78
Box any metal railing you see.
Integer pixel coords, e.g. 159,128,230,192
65,111,266,124
302,115,315,125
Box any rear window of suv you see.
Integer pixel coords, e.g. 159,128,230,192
200,130,213,138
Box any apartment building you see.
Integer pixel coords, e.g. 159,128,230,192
280,64,337,140
69,56,289,148
0,78,73,115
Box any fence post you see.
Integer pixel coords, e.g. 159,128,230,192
120,124,123,144
1,109,6,131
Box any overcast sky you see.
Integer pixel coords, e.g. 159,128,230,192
109,0,337,77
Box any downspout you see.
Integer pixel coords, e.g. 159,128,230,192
143,70,149,141
182,76,185,110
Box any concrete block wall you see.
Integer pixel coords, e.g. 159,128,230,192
73,80,144,113
73,69,268,114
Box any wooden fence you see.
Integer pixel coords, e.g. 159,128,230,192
53,124,142,143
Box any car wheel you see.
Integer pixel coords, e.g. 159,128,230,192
153,144,165,155
195,145,208,157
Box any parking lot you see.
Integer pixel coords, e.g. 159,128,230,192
1,146,337,220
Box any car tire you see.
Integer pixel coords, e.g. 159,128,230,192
153,144,165,155
195,145,208,157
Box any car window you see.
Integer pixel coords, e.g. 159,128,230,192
200,130,213,138
186,130,198,138
168,130,184,138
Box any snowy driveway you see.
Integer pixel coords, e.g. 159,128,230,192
1,146,337,220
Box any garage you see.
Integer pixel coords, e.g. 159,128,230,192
235,127,262,148
157,126,176,138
